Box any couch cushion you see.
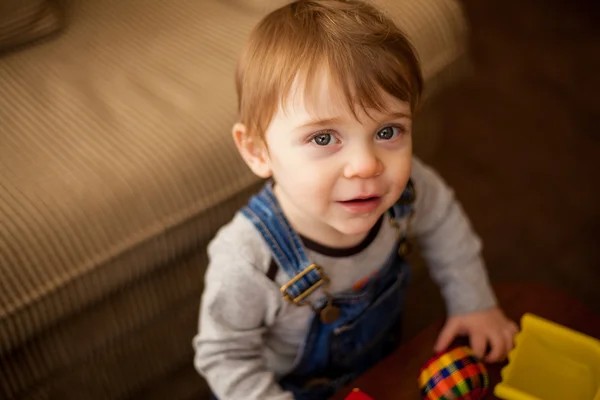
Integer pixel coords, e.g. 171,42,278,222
0,0,467,366
0,240,217,400
0,0,262,356
0,0,64,55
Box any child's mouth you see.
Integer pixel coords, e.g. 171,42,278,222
339,196,381,213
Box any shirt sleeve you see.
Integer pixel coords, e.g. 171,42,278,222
193,237,294,400
409,157,498,315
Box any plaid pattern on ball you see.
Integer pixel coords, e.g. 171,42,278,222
418,346,489,400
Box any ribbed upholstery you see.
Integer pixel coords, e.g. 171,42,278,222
0,0,63,54
0,0,260,355
0,0,467,398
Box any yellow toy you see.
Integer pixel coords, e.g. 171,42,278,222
495,313,600,400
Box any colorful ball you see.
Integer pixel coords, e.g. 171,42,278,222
418,345,490,400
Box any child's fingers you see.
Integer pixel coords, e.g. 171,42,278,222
433,320,458,353
509,320,520,337
484,333,505,363
503,321,519,351
469,332,488,360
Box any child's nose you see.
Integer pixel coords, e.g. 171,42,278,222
344,148,382,178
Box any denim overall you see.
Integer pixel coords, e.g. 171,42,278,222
214,181,415,400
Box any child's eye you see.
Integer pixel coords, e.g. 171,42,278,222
376,125,403,140
311,133,336,146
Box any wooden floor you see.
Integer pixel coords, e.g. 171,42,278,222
421,0,599,317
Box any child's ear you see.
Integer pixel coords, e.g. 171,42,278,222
232,122,272,179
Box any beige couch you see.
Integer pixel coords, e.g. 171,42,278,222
0,0,468,398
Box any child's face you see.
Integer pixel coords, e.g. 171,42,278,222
239,73,413,246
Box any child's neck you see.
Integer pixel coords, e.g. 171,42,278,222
297,223,371,250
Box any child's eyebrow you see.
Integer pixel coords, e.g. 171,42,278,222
383,111,412,120
295,111,411,131
295,117,342,131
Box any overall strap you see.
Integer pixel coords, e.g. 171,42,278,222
392,179,416,219
241,182,325,304
390,179,416,256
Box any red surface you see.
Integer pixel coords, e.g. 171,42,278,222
344,389,375,400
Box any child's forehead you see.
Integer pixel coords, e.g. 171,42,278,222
278,70,410,122
281,72,347,117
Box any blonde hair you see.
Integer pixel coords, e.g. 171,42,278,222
235,0,424,139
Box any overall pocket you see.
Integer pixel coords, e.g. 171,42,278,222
330,267,408,371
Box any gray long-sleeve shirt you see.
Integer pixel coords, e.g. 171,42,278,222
193,157,497,400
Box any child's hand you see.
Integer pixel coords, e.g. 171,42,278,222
433,307,519,363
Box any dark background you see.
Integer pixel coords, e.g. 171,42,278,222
405,0,600,336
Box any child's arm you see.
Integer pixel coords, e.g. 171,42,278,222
193,239,294,400
410,157,518,361
410,157,497,315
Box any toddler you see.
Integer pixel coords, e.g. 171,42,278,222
193,1,518,399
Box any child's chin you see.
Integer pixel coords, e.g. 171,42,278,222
334,217,381,237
